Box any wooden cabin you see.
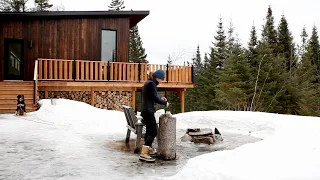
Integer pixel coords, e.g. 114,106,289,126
0,11,194,114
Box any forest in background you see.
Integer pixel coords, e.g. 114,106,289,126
166,6,320,117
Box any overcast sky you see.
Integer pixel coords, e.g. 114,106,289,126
43,0,319,65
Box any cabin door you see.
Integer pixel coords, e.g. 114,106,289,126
4,38,24,80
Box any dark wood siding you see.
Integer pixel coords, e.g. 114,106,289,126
0,17,130,81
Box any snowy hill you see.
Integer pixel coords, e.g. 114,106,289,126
167,111,320,180
0,99,319,180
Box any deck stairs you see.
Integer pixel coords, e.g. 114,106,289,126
0,81,35,114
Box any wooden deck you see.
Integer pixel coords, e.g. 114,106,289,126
34,58,194,112
0,59,193,114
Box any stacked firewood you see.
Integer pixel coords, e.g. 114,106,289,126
94,91,132,111
38,90,132,111
39,91,45,99
42,91,91,104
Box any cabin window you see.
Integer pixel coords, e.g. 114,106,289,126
101,30,117,62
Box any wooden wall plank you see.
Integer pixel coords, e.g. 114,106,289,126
33,20,39,79
69,19,75,60
81,18,87,60
58,19,64,59
74,19,80,60
63,19,68,59
38,20,44,60
86,18,91,60
22,20,30,80
52,20,57,59
97,18,102,61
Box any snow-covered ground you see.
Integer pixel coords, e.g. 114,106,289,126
0,99,319,180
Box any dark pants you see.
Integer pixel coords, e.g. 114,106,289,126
141,110,157,147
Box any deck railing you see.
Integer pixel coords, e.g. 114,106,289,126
37,58,194,83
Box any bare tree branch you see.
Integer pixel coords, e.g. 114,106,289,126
254,73,269,111
250,54,267,111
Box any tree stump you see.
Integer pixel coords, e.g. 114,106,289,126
157,113,176,160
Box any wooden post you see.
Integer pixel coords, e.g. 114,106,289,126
179,89,185,113
91,88,94,106
132,88,136,110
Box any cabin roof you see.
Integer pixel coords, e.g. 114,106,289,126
0,10,149,28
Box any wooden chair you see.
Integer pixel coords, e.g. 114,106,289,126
122,105,146,153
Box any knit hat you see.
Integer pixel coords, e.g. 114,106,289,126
153,69,165,80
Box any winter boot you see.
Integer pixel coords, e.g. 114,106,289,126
139,145,155,162
149,147,157,157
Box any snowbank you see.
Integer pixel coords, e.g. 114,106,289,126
29,99,127,134
2,99,320,180
166,111,320,180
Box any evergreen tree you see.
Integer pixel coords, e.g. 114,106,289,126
261,5,278,49
129,25,148,63
226,19,235,55
247,24,259,81
198,50,217,111
305,26,320,81
108,0,125,11
166,56,181,114
248,24,258,59
294,26,320,115
245,24,260,111
295,28,319,116
200,46,219,110
185,46,204,112
193,45,202,75
301,26,308,50
295,55,318,115
274,14,300,114
166,91,181,114
208,47,217,71
213,17,227,70
34,0,53,11
250,42,288,112
203,53,210,69
0,0,28,12
298,26,308,61
277,14,296,72
216,38,252,110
